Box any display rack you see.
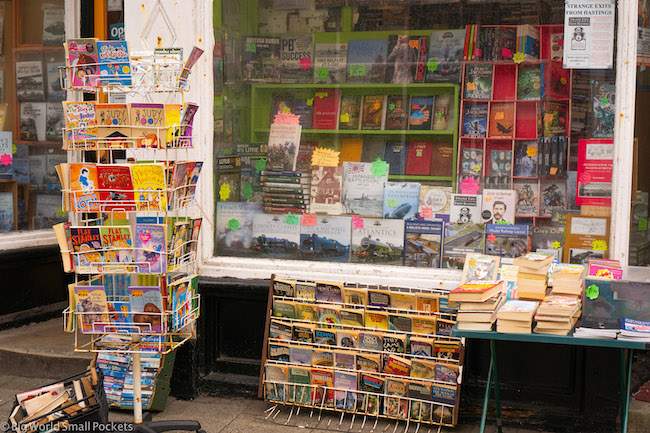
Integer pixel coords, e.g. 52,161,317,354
58,45,203,424
260,275,464,429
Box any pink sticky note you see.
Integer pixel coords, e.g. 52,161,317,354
502,48,512,58
300,57,311,70
0,153,12,166
580,172,592,185
352,216,364,229
301,213,317,226
459,177,481,195
273,112,301,125
421,206,433,219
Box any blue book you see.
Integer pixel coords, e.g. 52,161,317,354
485,223,529,258
383,182,420,219
299,216,351,263
293,98,313,129
346,39,389,84
426,29,465,83
462,103,488,137
384,141,409,175
404,219,443,267
513,141,537,177
97,41,132,86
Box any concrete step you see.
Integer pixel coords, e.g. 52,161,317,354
0,317,93,379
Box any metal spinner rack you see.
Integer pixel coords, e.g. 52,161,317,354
60,52,201,423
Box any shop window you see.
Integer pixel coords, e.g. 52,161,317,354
213,0,620,269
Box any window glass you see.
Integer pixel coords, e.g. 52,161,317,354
214,0,619,268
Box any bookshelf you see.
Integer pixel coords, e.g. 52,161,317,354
458,24,571,225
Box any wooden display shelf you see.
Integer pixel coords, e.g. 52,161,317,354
254,128,455,136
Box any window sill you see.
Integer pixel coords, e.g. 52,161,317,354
201,256,462,289
0,229,57,252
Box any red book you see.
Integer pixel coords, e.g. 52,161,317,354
405,140,433,175
96,164,135,211
449,280,503,302
547,61,570,99
312,89,341,130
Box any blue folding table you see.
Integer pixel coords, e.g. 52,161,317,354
451,325,649,433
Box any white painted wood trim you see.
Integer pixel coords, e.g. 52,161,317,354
0,230,58,252
611,0,637,263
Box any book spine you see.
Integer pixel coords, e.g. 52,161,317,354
263,186,308,193
264,198,308,205
261,176,302,184
463,25,470,61
263,206,307,213
260,171,302,177
262,192,307,199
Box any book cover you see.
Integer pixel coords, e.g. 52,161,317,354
63,101,98,147
42,7,65,46
449,194,482,225
241,36,281,83
341,162,387,217
338,95,361,130
292,99,313,130
314,43,347,84
386,35,416,84
340,138,363,163
485,223,529,258
433,93,452,131
405,140,433,175
358,374,383,415
462,103,488,137
576,138,613,206
45,55,66,102
351,218,405,265
459,147,483,177
591,80,615,138
269,94,293,126
346,39,388,84
411,35,429,83
251,213,300,259
464,64,492,100
384,141,408,175
128,286,163,334
16,60,44,101
426,29,465,83
45,102,64,142
216,202,264,256
75,285,109,333
384,379,408,419
409,382,433,421
541,179,566,216
134,224,166,274
312,89,340,130
461,253,500,283
385,95,409,130
488,102,514,138
543,101,568,137
431,383,457,407
419,185,452,218
517,65,541,100
517,24,540,61
267,123,301,172
95,103,130,140
299,215,351,262
66,38,99,87
361,95,384,130
430,140,454,177
334,372,357,411
70,227,103,271
280,34,313,84
383,182,420,219
548,61,570,99
69,163,100,212
130,103,165,148
311,369,334,407
99,225,133,266
531,226,565,258
481,189,515,224
442,222,485,269
131,164,167,211
408,96,434,131
96,164,135,211
360,137,385,163
404,220,444,267
264,365,288,402
564,215,609,264
514,180,539,216
0,193,12,233
96,41,132,86
513,141,538,177
310,166,343,215
289,346,312,365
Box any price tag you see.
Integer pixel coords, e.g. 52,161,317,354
301,213,317,226
352,216,364,229
495,112,504,120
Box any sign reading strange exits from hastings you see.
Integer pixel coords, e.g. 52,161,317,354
563,0,615,69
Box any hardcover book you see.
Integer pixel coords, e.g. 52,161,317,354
351,218,405,266
313,43,347,85
341,162,387,217
361,95,384,130
310,166,343,215
360,138,385,163
384,141,408,175
383,182,420,219
134,224,166,274
340,138,363,163
564,215,609,264
299,215,351,262
433,93,452,130
404,220,444,268
513,141,538,177
464,64,492,100
462,103,488,137
543,101,568,137
419,185,452,218
426,29,465,83
128,286,164,334
96,41,132,86
385,95,409,130
312,89,340,130
530,226,565,258
338,95,361,130
251,213,300,259
481,189,516,224
386,35,416,84
267,123,301,172
485,223,529,258
280,34,313,84
517,65,541,100
346,39,388,84
430,140,454,177
216,202,263,257
488,102,514,138
514,180,539,216
442,222,485,269
241,36,281,83
408,96,434,131
292,99,313,130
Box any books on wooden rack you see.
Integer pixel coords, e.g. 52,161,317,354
549,263,585,297
496,300,539,334
533,295,581,335
514,253,554,301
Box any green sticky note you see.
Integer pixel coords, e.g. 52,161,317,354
639,218,648,231
242,183,253,200
495,221,510,225
586,284,600,300
317,67,329,80
12,144,16,154
285,213,299,225
436,112,443,119
349,64,366,77
245,42,256,53
388,103,396,111
427,58,438,72
386,199,398,208
57,207,66,217
370,158,388,178
227,218,240,231
255,158,266,173
601,97,609,106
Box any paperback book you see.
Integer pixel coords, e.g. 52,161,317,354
361,95,385,130
408,96,434,131
280,34,313,84
313,43,347,85
346,39,388,84
385,95,409,130
96,41,132,86
338,95,361,130
514,180,539,216
134,224,166,274
481,189,516,224
517,65,541,100
488,102,514,138
267,123,301,172
383,182,420,219
442,222,485,269
513,141,538,177
251,213,300,259
540,179,566,216
341,162,387,217
404,220,443,268
426,29,465,83
462,103,488,137
464,64,492,100
216,202,263,256
299,215,351,262
310,166,343,215
385,35,416,84
351,218,405,266
241,36,281,83
449,194,482,225
485,223,529,258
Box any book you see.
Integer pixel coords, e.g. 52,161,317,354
543,102,568,137
45,102,64,141
70,227,103,272
292,99,313,130
339,138,363,163
267,124,301,172
514,180,539,216
62,101,98,148
462,103,488,137
358,374,383,415
389,314,412,332
564,215,610,264
481,189,515,224
74,285,109,333
280,34,313,84
66,38,99,87
96,164,135,211
385,95,409,130
129,286,164,334
341,287,368,305
316,281,343,303
419,185,452,218
488,102,514,138
96,41,132,86
530,226,565,258
408,96,434,131
338,96,361,130
384,355,410,376
516,24,540,61
337,330,359,348
360,138,385,163
485,224,529,258
386,35,416,84
513,141,538,177
341,162,387,217
461,253,500,284
269,94,293,126
449,280,503,303
464,64,492,100
131,164,167,211
576,138,613,206
311,369,334,407
42,7,65,46
431,383,457,406
383,182,420,219
241,36,281,83
134,224,166,274
449,194,482,225
433,93,452,131
68,163,100,212
312,89,340,130
365,311,389,330
334,372,357,411
384,141,408,175
309,166,343,215
217,156,241,204
95,103,130,140
351,218,405,266
497,299,539,321
430,140,454,177
251,213,300,259
459,146,483,178
384,379,408,419
45,54,66,102
403,220,443,268
591,81,615,138
99,226,133,266
299,215,351,262
405,140,433,175
314,43,347,85
346,39,388,84
130,103,165,148
264,365,288,402
361,95,385,130
517,65,541,100
540,179,566,216
426,29,465,83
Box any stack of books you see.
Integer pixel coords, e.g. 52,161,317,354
513,253,555,301
617,318,650,342
495,299,539,334
550,264,585,297
533,295,582,335
587,259,623,280
574,327,619,339
261,171,310,214
449,280,504,331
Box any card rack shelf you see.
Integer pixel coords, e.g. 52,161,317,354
458,24,571,225
259,275,464,428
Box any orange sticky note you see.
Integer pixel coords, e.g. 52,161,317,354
301,213,317,226
466,82,476,91
544,113,554,122
495,112,504,120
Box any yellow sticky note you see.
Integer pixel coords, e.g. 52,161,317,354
495,112,504,120
311,147,341,167
340,113,350,123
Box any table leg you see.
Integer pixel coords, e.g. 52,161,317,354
621,349,633,433
480,341,496,433
491,340,503,433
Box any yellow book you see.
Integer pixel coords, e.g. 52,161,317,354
165,104,183,147
365,311,389,330
390,292,417,311
416,293,439,313
411,315,437,335
339,138,363,164
341,287,368,305
295,303,319,322
130,163,168,211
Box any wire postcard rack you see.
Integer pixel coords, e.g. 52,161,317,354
63,123,196,151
